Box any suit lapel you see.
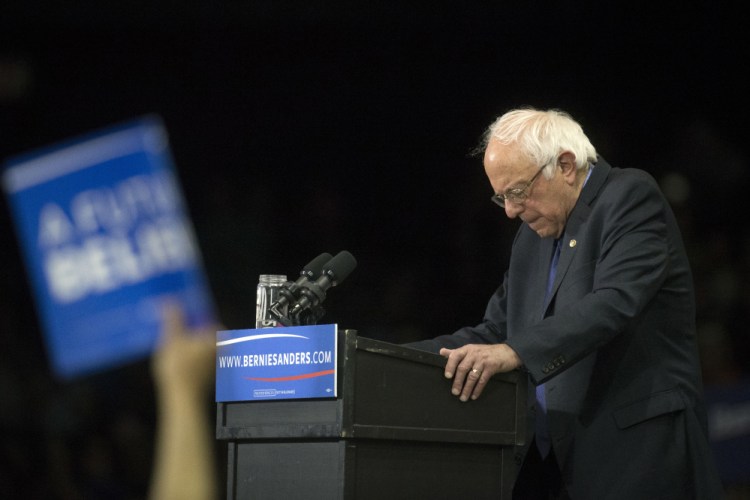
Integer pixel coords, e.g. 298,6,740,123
543,159,611,312
538,236,555,314
545,235,573,313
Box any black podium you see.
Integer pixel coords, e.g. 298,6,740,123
216,330,527,499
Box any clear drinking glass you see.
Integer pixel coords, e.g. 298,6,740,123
255,274,287,328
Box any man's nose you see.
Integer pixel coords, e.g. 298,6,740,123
504,201,522,219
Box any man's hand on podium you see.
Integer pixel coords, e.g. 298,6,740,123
440,344,522,402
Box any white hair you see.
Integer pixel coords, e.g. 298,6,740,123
483,107,597,176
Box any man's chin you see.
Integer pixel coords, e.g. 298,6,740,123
527,222,546,237
531,225,555,239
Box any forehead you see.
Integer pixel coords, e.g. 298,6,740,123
483,139,534,186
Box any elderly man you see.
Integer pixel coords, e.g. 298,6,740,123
408,108,723,499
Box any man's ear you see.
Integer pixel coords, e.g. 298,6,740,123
558,151,578,185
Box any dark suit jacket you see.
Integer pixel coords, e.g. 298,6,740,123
409,158,724,499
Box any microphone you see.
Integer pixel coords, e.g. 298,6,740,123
289,250,357,321
269,252,333,320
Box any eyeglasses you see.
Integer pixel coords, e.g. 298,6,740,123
490,163,548,208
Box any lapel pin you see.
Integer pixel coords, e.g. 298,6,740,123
569,239,577,248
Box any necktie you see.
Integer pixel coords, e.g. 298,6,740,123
535,238,561,458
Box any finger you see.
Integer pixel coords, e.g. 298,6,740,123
160,301,186,343
440,348,457,378
194,320,223,340
470,371,488,400
451,358,475,398
459,365,483,402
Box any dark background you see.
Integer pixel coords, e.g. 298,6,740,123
1,2,748,498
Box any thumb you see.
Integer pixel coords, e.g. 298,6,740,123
159,301,186,345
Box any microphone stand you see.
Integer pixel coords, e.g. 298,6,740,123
269,302,325,326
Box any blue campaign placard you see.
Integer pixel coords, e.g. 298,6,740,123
2,115,216,379
215,324,338,402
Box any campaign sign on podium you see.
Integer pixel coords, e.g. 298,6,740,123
215,324,338,402
2,116,216,379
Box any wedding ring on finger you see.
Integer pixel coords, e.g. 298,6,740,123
471,368,480,375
